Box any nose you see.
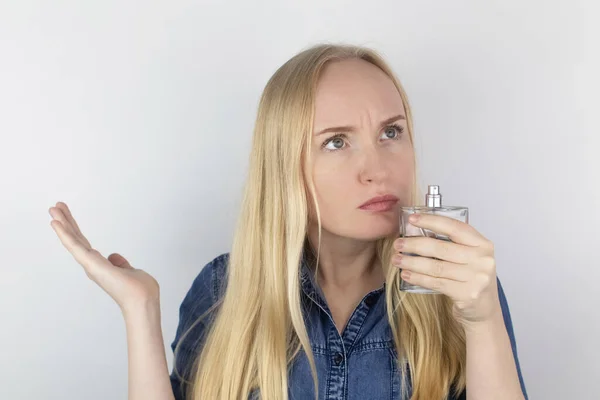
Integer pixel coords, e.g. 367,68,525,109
359,146,389,184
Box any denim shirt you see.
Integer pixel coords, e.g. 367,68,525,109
170,252,528,400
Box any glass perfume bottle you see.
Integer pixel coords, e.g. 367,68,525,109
399,185,469,294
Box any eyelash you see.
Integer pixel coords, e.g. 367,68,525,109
320,123,405,153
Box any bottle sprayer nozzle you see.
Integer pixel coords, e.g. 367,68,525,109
425,185,442,208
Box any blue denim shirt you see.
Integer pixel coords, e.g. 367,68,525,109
170,252,528,400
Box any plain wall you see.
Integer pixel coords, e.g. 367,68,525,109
1,0,598,399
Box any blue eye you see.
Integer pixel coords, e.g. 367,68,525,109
323,135,346,151
321,123,405,152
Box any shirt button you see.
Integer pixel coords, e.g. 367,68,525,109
334,352,344,366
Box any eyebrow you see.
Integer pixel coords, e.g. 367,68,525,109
315,114,406,136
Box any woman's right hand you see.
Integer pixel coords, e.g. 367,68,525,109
49,202,160,314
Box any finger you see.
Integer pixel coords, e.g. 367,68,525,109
401,236,474,264
55,202,91,248
49,207,78,239
409,213,483,247
50,219,102,275
400,269,463,298
108,253,133,269
393,253,471,282
55,202,82,233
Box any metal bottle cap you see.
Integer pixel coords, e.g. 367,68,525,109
425,185,442,207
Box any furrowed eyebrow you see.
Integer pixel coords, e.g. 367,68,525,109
315,114,406,136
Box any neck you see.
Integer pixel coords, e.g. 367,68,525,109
304,231,385,293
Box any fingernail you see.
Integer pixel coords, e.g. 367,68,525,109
394,239,404,251
409,214,420,223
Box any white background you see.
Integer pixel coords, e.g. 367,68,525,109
1,1,598,399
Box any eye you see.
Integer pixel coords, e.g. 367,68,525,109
321,124,405,153
382,123,404,140
322,134,347,152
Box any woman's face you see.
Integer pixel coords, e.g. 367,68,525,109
305,58,415,241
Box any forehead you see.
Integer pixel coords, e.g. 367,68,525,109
313,58,405,129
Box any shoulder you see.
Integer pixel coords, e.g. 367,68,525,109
186,252,229,304
171,252,231,354
170,253,230,399
175,252,230,330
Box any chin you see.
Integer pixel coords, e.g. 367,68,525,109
354,223,399,241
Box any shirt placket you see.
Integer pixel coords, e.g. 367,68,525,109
300,261,384,400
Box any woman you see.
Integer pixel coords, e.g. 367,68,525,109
49,43,528,400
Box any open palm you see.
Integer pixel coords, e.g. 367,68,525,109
49,202,159,311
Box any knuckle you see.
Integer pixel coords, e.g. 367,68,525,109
480,239,494,254
477,272,492,287
431,277,444,291
469,288,480,300
440,242,452,258
433,259,445,278
450,227,461,238
411,237,423,251
481,256,496,271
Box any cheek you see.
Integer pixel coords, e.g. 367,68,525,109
392,142,414,160
304,159,344,216
391,148,414,177
308,164,354,222
313,166,348,200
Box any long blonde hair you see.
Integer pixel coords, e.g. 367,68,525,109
175,42,466,400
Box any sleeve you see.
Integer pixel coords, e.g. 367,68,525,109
169,254,227,400
497,277,529,400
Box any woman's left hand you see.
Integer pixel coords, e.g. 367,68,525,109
391,213,502,327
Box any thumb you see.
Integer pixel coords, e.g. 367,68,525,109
107,253,133,269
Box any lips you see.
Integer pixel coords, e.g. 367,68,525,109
359,194,399,208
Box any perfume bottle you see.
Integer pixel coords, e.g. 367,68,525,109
399,185,469,294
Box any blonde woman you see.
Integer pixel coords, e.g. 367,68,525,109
49,43,528,400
